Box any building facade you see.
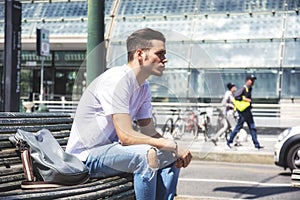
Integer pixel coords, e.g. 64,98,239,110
0,0,299,111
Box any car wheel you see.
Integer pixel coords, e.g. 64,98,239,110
287,143,300,170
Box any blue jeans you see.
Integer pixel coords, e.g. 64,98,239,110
84,142,180,200
227,107,261,148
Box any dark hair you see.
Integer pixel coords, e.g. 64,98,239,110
227,82,235,90
126,28,166,62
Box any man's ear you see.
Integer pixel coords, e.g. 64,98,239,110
136,49,144,62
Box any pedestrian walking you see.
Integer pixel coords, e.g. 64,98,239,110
222,82,237,129
211,82,238,146
227,75,264,150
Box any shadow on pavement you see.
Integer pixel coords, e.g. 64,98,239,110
213,186,299,199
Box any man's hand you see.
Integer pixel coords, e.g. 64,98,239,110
175,146,192,168
152,138,192,168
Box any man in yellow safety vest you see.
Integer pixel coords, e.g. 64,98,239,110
226,74,264,150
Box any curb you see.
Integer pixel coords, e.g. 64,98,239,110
190,150,274,165
177,134,277,165
175,195,233,200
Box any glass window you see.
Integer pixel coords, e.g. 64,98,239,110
193,14,283,40
285,13,300,38
148,68,280,100
149,69,189,101
199,41,280,68
283,40,300,67
282,69,300,98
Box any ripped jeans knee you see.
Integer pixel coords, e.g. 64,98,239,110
147,147,159,170
142,147,159,181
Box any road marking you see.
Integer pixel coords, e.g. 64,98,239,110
260,137,277,141
179,178,291,187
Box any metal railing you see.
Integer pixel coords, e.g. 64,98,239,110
33,100,78,113
151,102,280,128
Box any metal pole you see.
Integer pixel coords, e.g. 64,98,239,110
278,2,288,100
86,0,106,85
39,57,44,101
3,0,21,111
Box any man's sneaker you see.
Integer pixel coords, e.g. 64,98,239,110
211,139,217,146
226,143,232,150
255,146,264,150
234,142,242,147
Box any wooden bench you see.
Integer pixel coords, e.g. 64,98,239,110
0,112,135,199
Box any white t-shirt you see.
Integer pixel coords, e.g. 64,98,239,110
66,65,153,161
221,90,234,115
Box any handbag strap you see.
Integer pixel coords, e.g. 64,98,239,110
15,138,35,182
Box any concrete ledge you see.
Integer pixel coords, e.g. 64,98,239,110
177,134,276,165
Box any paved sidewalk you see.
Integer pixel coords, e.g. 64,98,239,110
176,134,277,164
172,132,280,200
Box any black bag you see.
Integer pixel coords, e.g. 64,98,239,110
11,129,90,189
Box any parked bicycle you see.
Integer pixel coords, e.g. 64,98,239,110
161,109,185,139
151,110,164,135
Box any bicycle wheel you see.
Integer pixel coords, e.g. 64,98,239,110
162,118,173,137
172,118,185,139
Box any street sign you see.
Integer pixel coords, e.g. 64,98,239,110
36,28,50,101
36,28,50,56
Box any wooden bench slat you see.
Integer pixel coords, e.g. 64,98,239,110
0,118,73,125
0,149,18,158
0,165,23,176
0,124,72,134
50,131,70,138
56,138,68,146
0,132,70,141
0,157,21,167
0,181,22,192
110,189,136,200
0,176,134,199
0,141,15,150
0,173,24,184
0,112,71,118
63,182,134,200
0,136,68,153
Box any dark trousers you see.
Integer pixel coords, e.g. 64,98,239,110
227,107,260,148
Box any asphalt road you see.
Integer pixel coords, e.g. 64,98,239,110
175,160,300,200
